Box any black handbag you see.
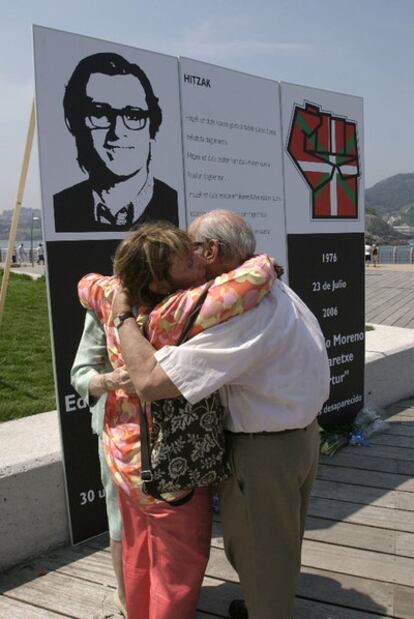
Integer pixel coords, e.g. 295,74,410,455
140,283,230,505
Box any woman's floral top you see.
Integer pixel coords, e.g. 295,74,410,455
78,254,276,505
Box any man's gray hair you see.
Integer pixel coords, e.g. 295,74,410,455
192,209,256,261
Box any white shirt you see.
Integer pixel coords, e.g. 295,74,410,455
92,172,154,225
155,280,331,433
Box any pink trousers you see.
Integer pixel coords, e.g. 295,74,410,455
117,487,212,619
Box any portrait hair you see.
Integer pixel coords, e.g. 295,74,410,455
113,221,193,307
63,53,162,189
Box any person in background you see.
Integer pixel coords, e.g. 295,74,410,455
371,243,379,267
36,242,45,265
17,243,27,263
365,243,372,266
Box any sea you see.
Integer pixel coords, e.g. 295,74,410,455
1,240,414,264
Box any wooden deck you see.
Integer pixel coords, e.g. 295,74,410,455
1,399,414,618
366,266,414,329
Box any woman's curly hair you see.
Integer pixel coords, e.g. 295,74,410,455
113,221,192,307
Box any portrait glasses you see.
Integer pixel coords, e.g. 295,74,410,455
85,103,150,131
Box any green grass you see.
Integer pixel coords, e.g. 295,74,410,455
0,271,56,422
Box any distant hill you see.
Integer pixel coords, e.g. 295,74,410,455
366,173,414,215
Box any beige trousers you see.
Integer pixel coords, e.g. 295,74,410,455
219,419,320,619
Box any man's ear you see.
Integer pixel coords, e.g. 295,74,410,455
203,239,220,263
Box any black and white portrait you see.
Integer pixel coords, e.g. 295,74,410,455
34,27,185,240
54,53,178,232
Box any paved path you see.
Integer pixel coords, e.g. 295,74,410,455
1,398,414,618
6,264,45,280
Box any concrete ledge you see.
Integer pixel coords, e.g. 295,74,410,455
1,323,414,571
0,411,69,572
365,324,414,408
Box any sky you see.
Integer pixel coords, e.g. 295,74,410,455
1,0,414,214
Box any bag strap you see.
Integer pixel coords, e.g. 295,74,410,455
140,281,213,505
176,281,213,345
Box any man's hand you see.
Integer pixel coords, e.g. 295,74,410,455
112,300,181,401
112,289,132,317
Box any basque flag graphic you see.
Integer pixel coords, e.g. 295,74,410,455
287,103,360,219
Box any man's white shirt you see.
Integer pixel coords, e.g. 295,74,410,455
155,280,331,433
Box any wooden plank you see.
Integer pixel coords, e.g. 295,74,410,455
374,289,414,324
396,531,414,559
302,539,414,587
388,407,414,420
369,434,414,449
375,422,414,438
206,547,238,582
321,449,414,476
366,293,407,322
213,515,414,558
294,595,388,618
0,596,64,617
394,583,414,619
341,443,414,463
312,479,414,512
398,312,414,329
204,551,393,617
212,521,414,593
317,463,414,493
0,568,119,618
37,547,116,589
299,567,394,617
305,517,397,555
308,496,414,533
320,451,399,473
198,575,240,617
198,576,391,619
386,290,414,325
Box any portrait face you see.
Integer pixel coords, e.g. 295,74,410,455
149,251,206,294
85,73,152,178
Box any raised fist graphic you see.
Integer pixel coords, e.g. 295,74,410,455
287,102,360,219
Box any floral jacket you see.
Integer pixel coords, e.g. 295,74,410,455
78,254,276,504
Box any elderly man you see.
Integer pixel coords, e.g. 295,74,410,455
54,52,178,232
113,209,330,619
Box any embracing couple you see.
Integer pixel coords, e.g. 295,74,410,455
72,209,330,619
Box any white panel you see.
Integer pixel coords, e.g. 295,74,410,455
281,82,364,234
180,58,287,268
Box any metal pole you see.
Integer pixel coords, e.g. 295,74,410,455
0,100,35,327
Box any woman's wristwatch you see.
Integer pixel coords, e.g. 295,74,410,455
114,311,134,329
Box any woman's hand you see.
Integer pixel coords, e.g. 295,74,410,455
104,367,135,393
88,367,135,397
